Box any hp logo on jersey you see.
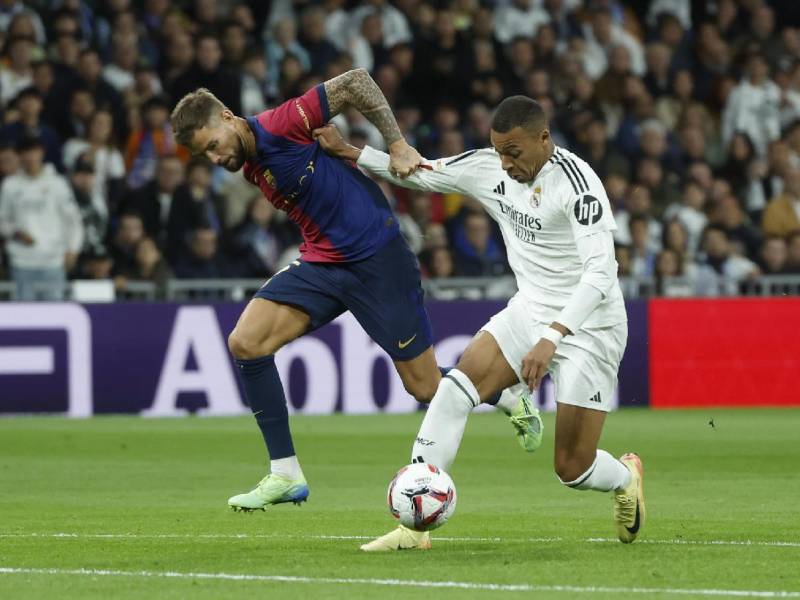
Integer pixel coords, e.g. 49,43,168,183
574,194,602,225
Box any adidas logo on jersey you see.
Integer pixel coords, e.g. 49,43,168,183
589,392,602,404
493,181,506,195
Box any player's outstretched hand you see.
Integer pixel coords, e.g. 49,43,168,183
313,124,360,161
388,140,422,178
521,339,556,391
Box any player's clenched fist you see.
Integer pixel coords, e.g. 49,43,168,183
521,339,557,391
313,124,359,161
387,140,423,178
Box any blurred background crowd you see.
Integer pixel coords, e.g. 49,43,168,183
1,0,800,300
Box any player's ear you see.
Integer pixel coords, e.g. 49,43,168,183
220,109,234,122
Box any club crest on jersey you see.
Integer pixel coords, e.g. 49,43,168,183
263,168,275,187
531,185,542,208
574,194,602,225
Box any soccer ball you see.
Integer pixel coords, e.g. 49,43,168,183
387,463,457,531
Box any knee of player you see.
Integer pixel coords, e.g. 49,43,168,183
228,330,262,359
404,378,437,404
554,453,594,484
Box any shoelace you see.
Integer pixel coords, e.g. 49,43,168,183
615,494,636,523
509,413,540,433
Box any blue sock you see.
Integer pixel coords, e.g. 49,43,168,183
438,366,501,405
235,355,295,460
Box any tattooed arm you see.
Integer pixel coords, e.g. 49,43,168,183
323,68,421,176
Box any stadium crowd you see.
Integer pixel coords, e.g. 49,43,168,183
1,0,800,300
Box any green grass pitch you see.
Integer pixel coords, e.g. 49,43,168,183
1,408,799,599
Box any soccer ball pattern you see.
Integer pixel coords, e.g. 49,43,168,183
387,463,457,531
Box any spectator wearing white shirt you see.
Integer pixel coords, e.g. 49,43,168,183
0,136,83,301
722,52,781,157
349,0,412,50
62,109,126,219
0,35,35,107
663,180,709,256
493,0,550,45
580,6,645,80
102,33,139,94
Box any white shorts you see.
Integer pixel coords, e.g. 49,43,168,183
480,294,628,412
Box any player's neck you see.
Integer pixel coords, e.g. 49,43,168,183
530,140,555,182
236,117,257,160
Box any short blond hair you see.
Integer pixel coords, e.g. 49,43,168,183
170,88,227,147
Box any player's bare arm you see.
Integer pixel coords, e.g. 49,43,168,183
323,68,421,176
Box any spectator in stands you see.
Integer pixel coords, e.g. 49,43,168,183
226,198,288,278
422,246,455,279
615,244,633,277
128,236,171,296
30,59,60,128
102,32,139,94
220,19,249,71
451,211,506,277
63,109,126,216
662,180,707,255
265,18,311,95
298,7,339,75
61,87,96,141
615,185,662,250
662,218,691,259
124,96,187,189
577,116,630,181
109,211,145,282
786,232,800,273
493,0,549,45
654,248,686,295
170,32,242,117
162,29,194,89
695,225,760,294
712,195,762,259
173,226,227,279
0,87,62,170
763,167,800,237
72,48,125,129
0,35,35,107
580,6,645,80
78,248,114,281
629,215,658,277
0,142,20,182
760,236,789,275
0,136,83,300
166,159,222,262
722,51,780,156
69,153,108,272
122,154,184,246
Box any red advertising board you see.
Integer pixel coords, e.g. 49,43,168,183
649,298,800,408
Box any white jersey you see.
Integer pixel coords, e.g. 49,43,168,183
358,145,627,330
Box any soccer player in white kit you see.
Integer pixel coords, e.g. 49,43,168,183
314,95,646,550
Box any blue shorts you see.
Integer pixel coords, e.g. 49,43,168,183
255,234,433,361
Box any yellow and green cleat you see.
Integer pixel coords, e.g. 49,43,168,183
614,453,645,543
228,473,309,512
508,393,544,453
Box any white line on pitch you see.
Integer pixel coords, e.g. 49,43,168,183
1,532,800,548
1,567,799,598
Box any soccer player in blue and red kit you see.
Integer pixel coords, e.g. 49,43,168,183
170,69,541,520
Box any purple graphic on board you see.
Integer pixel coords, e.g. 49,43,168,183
0,301,648,415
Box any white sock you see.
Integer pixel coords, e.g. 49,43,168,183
411,369,479,471
560,449,631,492
495,383,528,414
271,456,303,480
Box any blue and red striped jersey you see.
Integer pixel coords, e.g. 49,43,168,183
242,85,399,263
